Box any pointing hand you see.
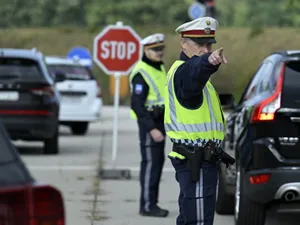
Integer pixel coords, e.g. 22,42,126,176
208,47,228,65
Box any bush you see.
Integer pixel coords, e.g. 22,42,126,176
1,26,299,104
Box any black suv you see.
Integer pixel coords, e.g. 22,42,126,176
216,50,300,225
0,48,64,154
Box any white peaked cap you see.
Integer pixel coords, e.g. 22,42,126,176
141,33,165,48
175,17,219,43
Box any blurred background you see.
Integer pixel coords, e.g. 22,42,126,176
1,0,299,104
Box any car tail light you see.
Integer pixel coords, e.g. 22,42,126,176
250,174,271,184
0,110,51,115
251,63,285,122
0,186,29,225
31,86,55,97
0,184,64,225
96,81,102,98
30,185,65,225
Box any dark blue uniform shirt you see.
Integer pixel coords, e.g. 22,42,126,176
174,51,220,110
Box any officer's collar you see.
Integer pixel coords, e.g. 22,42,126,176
142,54,164,67
179,51,190,62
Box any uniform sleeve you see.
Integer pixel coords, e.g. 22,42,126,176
130,73,156,132
174,52,220,109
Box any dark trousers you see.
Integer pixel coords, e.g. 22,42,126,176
170,158,219,225
138,121,165,213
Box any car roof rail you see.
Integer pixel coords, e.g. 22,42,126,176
31,47,44,58
31,47,38,53
286,50,300,56
72,55,80,61
71,55,83,65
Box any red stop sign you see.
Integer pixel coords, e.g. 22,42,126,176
93,25,142,75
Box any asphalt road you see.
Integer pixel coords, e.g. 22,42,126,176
14,106,300,225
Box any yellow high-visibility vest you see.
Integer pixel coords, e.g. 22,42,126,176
129,61,166,119
164,60,225,159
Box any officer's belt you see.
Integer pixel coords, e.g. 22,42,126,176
172,143,206,182
172,142,235,183
173,143,203,153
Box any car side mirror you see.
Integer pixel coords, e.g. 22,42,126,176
54,72,66,83
218,93,235,110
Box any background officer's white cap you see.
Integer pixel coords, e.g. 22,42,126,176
175,17,219,43
141,33,165,49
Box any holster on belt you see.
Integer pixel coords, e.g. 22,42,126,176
172,144,204,183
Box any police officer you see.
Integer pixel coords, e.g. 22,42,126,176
129,33,169,217
164,17,228,225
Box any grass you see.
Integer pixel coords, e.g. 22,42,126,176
1,26,300,104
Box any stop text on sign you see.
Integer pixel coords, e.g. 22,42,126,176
100,41,136,60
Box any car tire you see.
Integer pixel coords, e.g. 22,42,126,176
215,170,235,215
71,122,89,135
234,166,266,225
44,128,59,155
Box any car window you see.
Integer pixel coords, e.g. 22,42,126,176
243,63,267,101
0,124,15,164
47,65,94,81
256,61,275,93
281,60,300,108
0,122,33,185
0,58,41,79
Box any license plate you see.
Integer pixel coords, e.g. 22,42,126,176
61,96,81,103
0,92,19,101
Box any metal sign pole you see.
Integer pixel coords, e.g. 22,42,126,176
111,72,120,169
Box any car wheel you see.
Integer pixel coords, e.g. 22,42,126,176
215,169,235,215
235,166,266,225
44,128,59,155
70,122,89,135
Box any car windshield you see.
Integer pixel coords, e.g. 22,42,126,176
47,64,93,81
0,58,41,78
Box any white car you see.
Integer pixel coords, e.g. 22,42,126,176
45,56,103,135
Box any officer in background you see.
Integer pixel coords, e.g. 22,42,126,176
129,33,169,217
164,17,230,225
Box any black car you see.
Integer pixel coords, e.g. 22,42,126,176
216,50,300,225
0,48,64,154
0,121,65,224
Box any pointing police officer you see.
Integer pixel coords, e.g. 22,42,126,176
164,17,233,225
129,33,169,217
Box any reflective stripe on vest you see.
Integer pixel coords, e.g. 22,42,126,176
165,85,224,133
129,61,166,119
134,68,164,106
164,60,225,145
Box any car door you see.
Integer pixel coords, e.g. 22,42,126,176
234,61,276,168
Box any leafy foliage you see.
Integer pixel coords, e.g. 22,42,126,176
0,0,299,28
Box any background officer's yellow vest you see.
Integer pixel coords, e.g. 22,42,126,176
129,61,166,120
164,60,225,159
